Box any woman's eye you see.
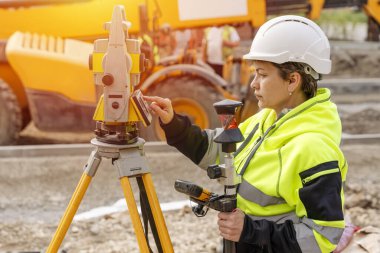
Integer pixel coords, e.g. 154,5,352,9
258,73,266,77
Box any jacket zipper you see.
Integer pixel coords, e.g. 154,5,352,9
238,124,276,176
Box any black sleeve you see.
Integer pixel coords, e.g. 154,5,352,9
161,113,209,164
239,215,302,253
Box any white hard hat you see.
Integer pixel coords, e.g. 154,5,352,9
243,15,331,74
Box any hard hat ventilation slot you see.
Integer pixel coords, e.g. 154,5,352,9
284,19,309,27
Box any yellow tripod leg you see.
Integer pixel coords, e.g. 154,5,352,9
142,173,174,253
120,177,150,253
46,173,92,253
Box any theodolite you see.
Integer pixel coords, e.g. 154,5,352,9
90,4,151,144
175,99,244,253
46,5,173,253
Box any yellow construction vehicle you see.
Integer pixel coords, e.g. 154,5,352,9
0,0,379,144
0,0,263,144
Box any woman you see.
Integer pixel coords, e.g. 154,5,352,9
144,15,347,253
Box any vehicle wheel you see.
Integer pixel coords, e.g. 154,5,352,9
139,75,224,141
0,79,22,145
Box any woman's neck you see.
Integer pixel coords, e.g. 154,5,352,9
276,91,308,119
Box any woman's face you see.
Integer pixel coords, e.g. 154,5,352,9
250,61,291,114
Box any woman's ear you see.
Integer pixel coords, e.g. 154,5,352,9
288,72,301,93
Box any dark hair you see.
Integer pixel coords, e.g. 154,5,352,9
272,62,318,99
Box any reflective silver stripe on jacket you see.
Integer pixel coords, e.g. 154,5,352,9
247,212,343,252
198,128,223,170
301,217,344,245
238,178,286,206
293,222,321,253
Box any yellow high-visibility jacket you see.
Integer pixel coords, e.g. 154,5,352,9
163,88,347,252
234,87,346,252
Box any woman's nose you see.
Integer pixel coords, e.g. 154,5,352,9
250,75,259,89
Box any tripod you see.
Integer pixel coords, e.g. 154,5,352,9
46,138,174,253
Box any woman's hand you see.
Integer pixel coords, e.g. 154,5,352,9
218,208,245,242
143,96,174,124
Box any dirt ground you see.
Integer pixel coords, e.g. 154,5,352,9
0,142,380,253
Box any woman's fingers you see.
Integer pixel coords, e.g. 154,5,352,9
217,209,245,242
144,96,169,106
149,101,165,114
143,95,174,124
